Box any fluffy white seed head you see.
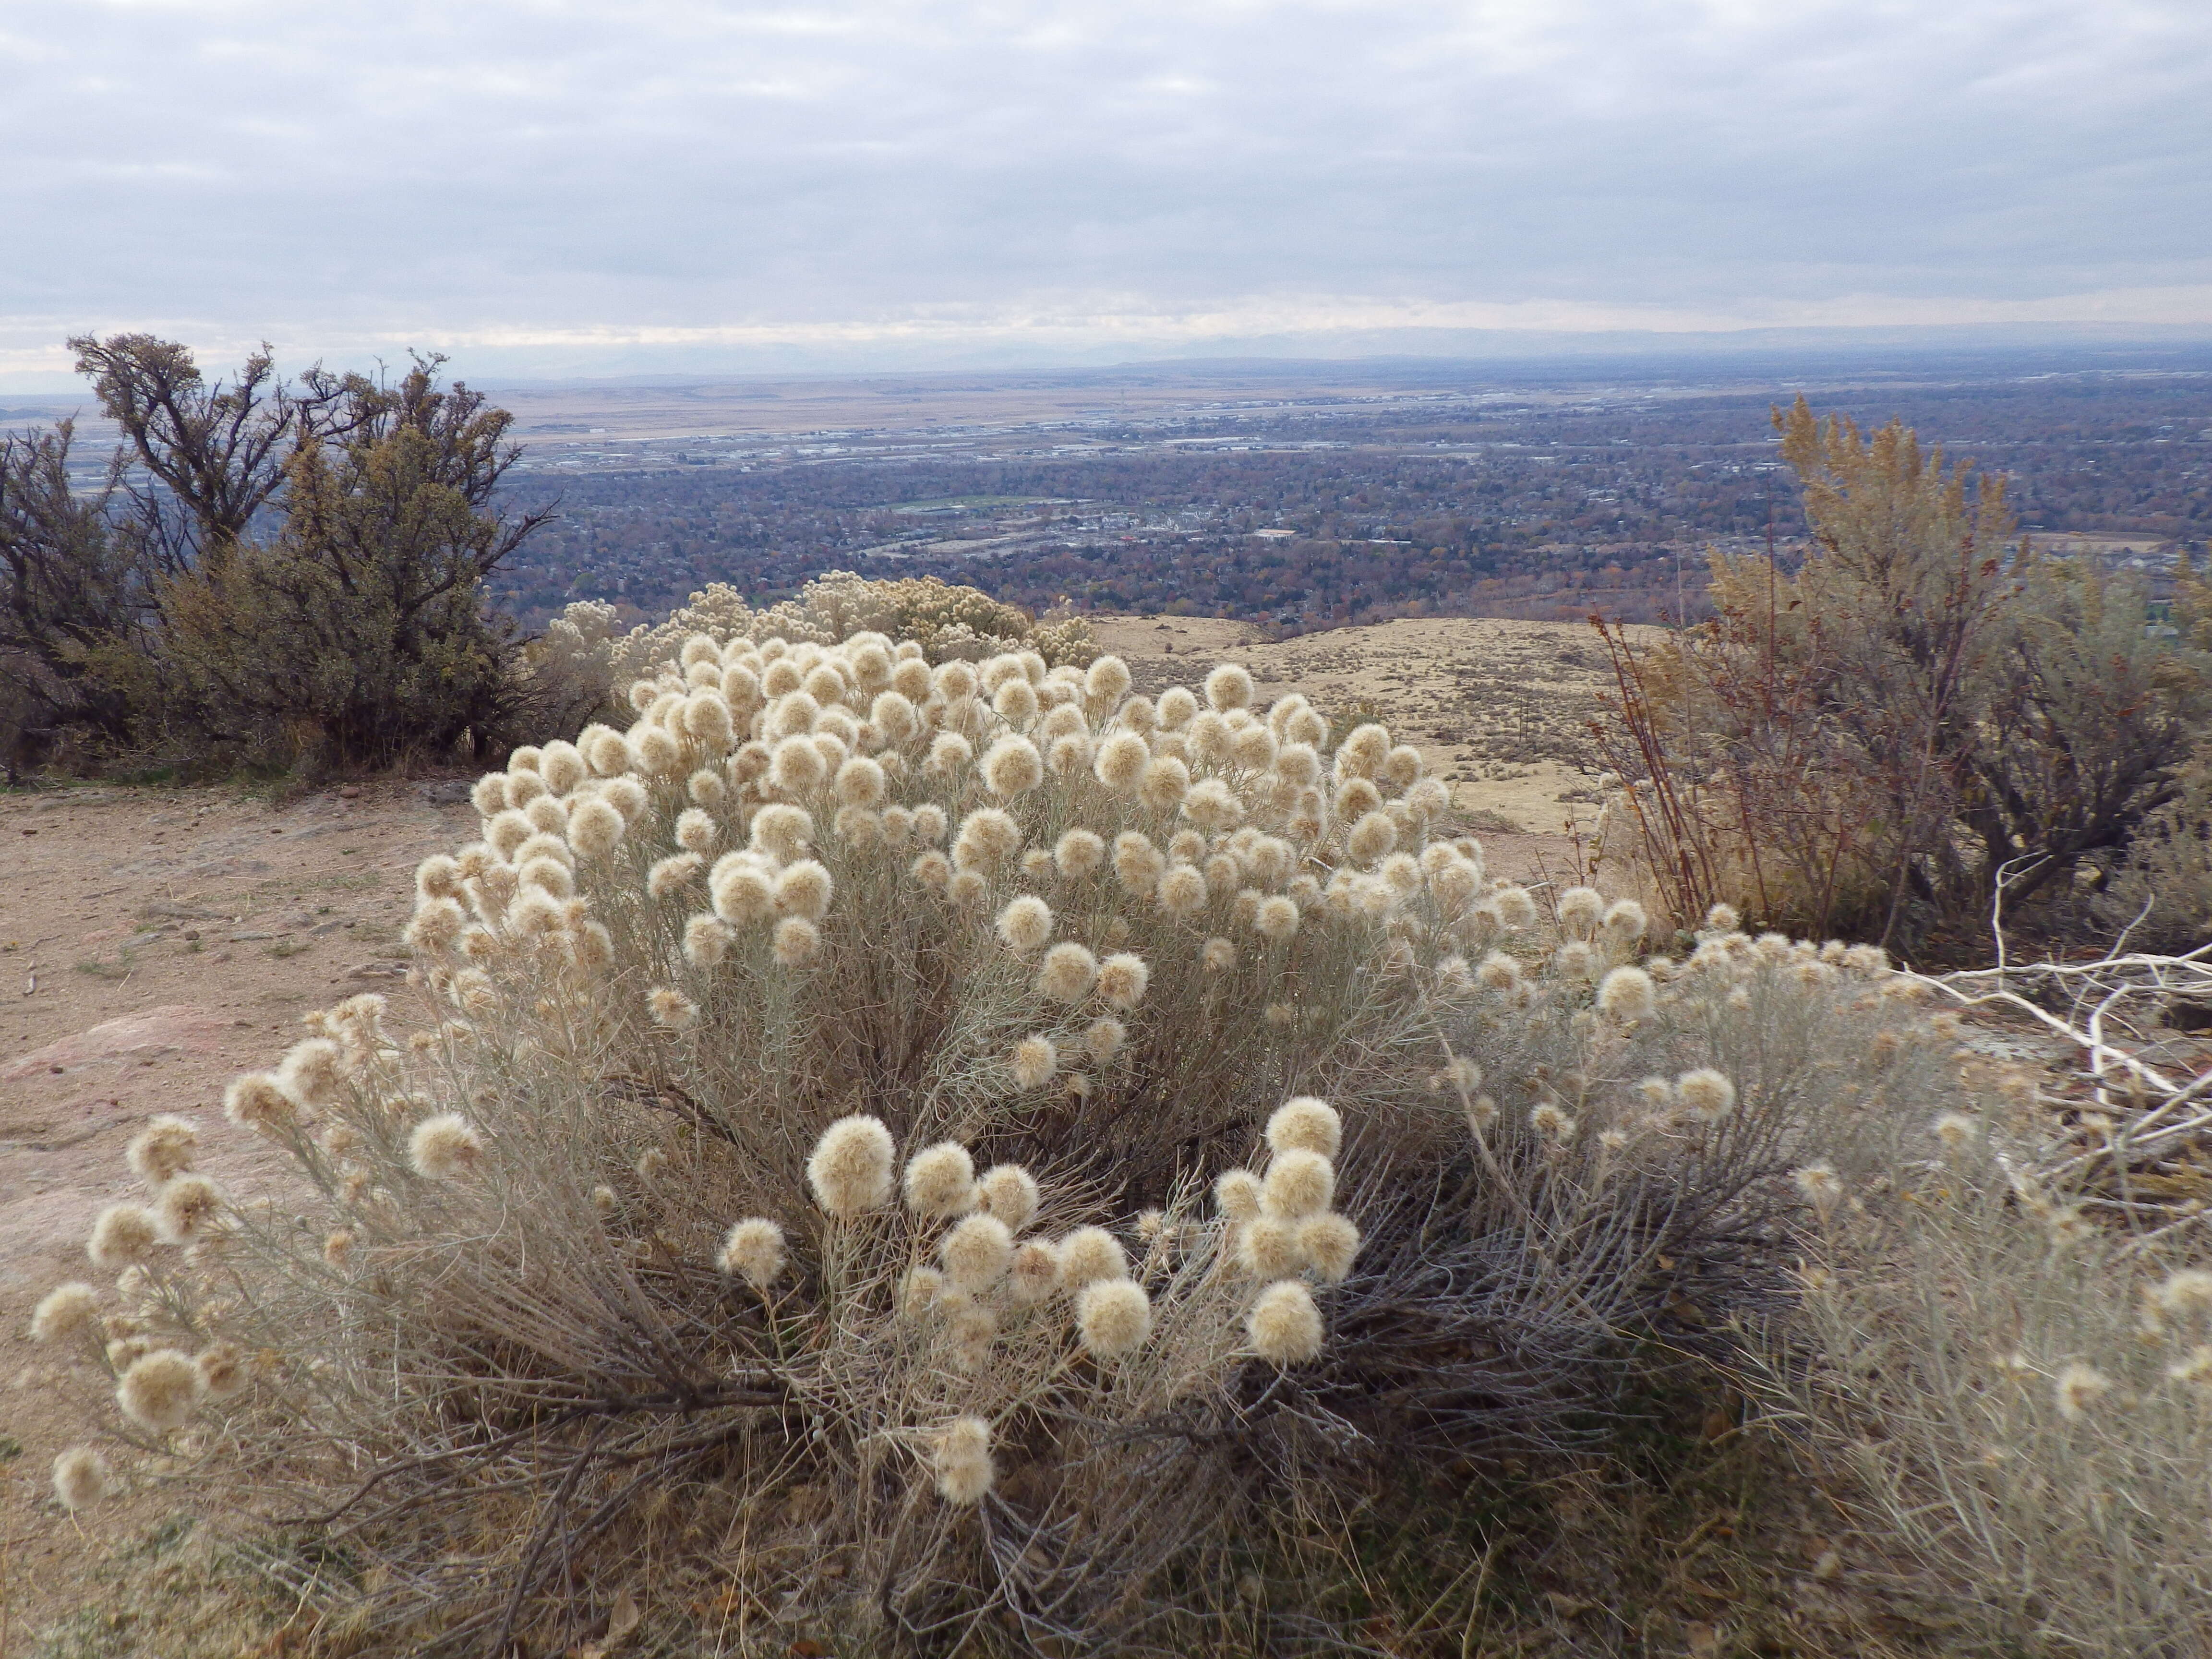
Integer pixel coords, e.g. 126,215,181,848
2055,1362,2112,1422
772,916,822,966
1494,887,1538,930
709,854,775,924
748,803,813,862
117,1347,204,1432
629,725,681,776
1677,1069,1738,1122
769,734,828,794
649,987,700,1029
88,1204,159,1271
1603,898,1648,940
585,729,632,777
1598,967,1657,1022
1254,895,1300,940
1247,1280,1324,1364
127,1116,199,1187
773,859,833,922
679,914,732,969
1214,1168,1262,1223
1792,1162,1844,1214
834,755,887,809
1267,1097,1342,1159
1139,755,1191,812
1557,886,1605,936
926,732,974,781
1298,1213,1362,1283
2154,1270,2212,1319
811,1115,897,1217
1238,1214,1302,1277
52,1446,112,1511
1181,776,1244,833
1084,730,1142,794
155,1174,224,1243
674,807,718,854
196,1341,247,1399
1008,1241,1060,1304
568,797,625,859
1932,1111,1981,1151
903,1141,977,1219
1346,811,1396,866
1076,1278,1153,1359
997,895,1054,953
1112,831,1166,895
1083,654,1132,707
1262,1149,1334,1218
718,1218,788,1289
1082,1016,1126,1065
1056,1226,1127,1288
993,676,1040,726
982,735,1044,798
976,1164,1041,1231
1158,863,1209,918
952,807,1022,871
1011,1034,1059,1089
942,1213,1016,1291
1529,1103,1577,1142
933,1416,995,1504
1097,953,1151,1009
31,1282,98,1345
1054,829,1106,878
409,1113,484,1179
1231,722,1279,770
1203,661,1255,711
1036,941,1099,1001
601,776,649,824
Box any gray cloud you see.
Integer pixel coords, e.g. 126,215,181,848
3,0,2210,383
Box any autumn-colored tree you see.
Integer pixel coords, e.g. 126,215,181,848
1595,397,2210,955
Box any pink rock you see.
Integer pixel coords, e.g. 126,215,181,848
2,1005,232,1080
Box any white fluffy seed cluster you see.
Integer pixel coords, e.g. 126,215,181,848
384,626,1521,1095
1209,1097,1362,1365
806,1115,1167,1375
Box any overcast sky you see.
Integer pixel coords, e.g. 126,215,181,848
4,0,2210,386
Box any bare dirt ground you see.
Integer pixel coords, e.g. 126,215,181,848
0,618,1623,1644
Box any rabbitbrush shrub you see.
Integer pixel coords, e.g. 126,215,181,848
36,630,1965,1655
1765,1093,2212,1657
